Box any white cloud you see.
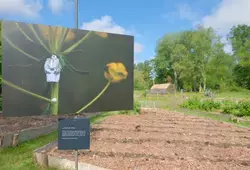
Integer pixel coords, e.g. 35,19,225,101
48,0,73,14
81,16,144,54
201,0,250,53
82,16,126,34
202,0,250,35
0,0,43,17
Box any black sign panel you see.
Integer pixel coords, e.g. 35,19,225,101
58,118,90,150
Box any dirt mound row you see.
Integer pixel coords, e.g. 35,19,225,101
98,122,250,135
92,125,250,140
49,109,250,170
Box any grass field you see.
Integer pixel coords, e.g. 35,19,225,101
135,90,250,108
135,90,250,128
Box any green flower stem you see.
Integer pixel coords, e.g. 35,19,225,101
2,79,52,103
16,23,34,42
50,83,59,115
62,31,92,55
3,35,40,62
28,24,51,54
76,81,111,114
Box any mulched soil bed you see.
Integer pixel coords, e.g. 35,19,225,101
0,113,86,135
48,108,250,170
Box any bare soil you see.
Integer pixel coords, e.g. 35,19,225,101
0,113,86,135
48,108,250,170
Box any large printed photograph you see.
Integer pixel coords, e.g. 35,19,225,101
2,20,134,117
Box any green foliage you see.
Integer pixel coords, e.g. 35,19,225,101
220,84,248,92
229,24,250,67
228,25,250,90
134,69,146,90
180,97,221,111
221,100,250,117
181,97,250,117
180,97,201,110
134,60,153,90
200,100,221,111
133,101,141,113
149,24,250,92
153,26,235,92
232,64,250,90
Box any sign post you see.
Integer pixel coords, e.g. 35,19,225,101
58,118,90,170
74,1,79,169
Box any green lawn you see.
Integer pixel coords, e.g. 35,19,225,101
135,90,250,128
135,90,250,109
0,112,118,170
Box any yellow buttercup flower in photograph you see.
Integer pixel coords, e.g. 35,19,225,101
77,62,128,114
104,62,128,83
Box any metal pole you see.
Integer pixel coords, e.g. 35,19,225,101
75,0,79,29
75,149,78,170
75,0,79,169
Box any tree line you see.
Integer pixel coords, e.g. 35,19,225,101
134,24,250,92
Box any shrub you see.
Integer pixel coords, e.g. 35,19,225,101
200,100,221,111
221,100,250,117
180,97,201,110
237,101,250,117
221,100,238,114
133,101,141,113
180,98,250,116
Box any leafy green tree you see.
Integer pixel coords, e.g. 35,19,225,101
229,24,250,67
206,42,235,90
154,32,187,89
154,26,234,92
233,65,250,90
134,60,153,90
229,24,250,90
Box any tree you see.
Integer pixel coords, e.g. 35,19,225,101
134,60,153,90
233,65,250,90
229,24,250,67
206,42,235,89
229,24,250,90
154,32,188,89
154,26,232,92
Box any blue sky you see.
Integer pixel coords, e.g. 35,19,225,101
0,0,250,63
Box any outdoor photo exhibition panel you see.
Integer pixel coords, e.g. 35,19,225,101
2,20,134,117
